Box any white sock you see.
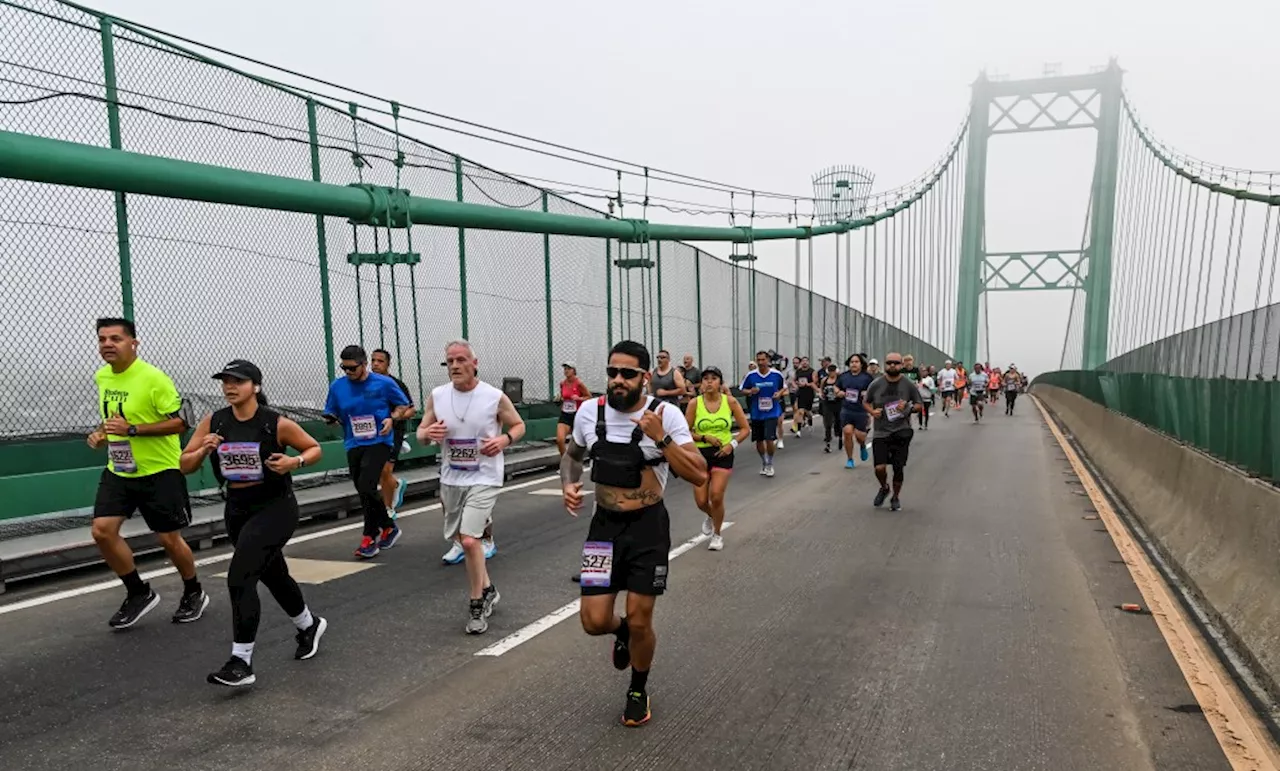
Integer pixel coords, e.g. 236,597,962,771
232,642,254,664
291,607,314,631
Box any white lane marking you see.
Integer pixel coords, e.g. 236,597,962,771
0,473,562,616
474,521,736,657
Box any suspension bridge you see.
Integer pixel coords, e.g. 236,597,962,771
2,2,1279,769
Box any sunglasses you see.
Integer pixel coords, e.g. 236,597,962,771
885,361,903,366
606,366,644,380
340,363,363,372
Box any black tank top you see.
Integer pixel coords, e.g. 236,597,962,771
210,406,291,495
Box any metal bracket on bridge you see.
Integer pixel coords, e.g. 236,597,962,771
346,183,413,228
612,258,654,269
619,218,651,244
346,251,422,267
729,252,758,263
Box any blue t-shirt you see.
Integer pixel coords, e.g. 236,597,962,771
739,369,786,420
324,372,411,450
836,371,874,413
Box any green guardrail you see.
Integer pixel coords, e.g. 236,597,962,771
1034,371,1279,483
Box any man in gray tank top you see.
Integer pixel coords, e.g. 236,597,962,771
649,349,686,407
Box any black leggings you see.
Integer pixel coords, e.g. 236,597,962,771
918,400,931,428
1005,390,1018,412
348,443,393,536
821,401,840,442
225,491,306,644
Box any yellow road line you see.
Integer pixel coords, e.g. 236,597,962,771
1033,395,1280,771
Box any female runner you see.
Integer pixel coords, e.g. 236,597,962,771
685,367,750,551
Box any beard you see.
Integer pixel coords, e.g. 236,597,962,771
607,383,645,411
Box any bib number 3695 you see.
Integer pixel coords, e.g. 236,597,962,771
580,541,614,588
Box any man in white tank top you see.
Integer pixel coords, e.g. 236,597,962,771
417,340,526,635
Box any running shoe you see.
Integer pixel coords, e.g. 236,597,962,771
623,691,651,727
765,465,775,478
612,627,631,670
293,615,327,660
466,599,488,635
207,656,255,687
376,524,402,550
777,439,785,450
824,442,831,454
845,459,855,470
701,516,714,536
708,534,724,551
759,465,768,476
890,498,902,512
108,588,160,629
387,506,398,521
873,487,890,507
394,477,407,509
442,542,465,564
483,538,497,560
860,444,869,463
354,536,380,559
172,589,209,624
482,584,500,618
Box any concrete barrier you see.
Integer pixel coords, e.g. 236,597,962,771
1033,384,1280,699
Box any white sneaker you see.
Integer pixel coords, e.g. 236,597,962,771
777,439,785,449
759,466,768,476
701,516,713,536
387,506,398,521
708,534,724,551
442,542,465,565
765,465,776,478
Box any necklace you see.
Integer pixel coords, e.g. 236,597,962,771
450,383,477,424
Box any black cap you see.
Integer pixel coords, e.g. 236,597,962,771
701,366,724,381
212,359,263,384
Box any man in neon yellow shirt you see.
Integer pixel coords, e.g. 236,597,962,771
88,317,207,629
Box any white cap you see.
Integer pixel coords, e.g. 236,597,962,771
869,358,879,365
561,361,577,370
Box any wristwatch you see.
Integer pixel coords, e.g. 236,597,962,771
658,434,673,448
126,425,138,437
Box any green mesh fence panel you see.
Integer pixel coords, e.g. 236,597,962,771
657,241,701,366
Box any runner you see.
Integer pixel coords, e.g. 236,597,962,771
555,362,592,456
369,349,416,520
739,351,786,477
322,345,413,559
955,361,969,405
649,350,686,408
836,354,874,469
937,360,958,416
678,354,701,410
1004,364,1023,415
418,340,526,634
88,317,206,629
791,357,816,438
179,360,327,687
819,364,842,453
863,353,923,511
867,358,881,378
916,367,937,431
686,367,750,551
560,340,707,727
902,355,921,386
968,363,990,423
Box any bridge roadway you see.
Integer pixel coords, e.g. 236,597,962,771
0,402,1234,771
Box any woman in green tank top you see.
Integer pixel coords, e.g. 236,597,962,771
683,367,751,551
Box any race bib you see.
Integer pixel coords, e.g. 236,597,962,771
562,400,578,414
823,386,836,400
218,441,263,482
758,396,774,411
447,437,480,471
844,389,860,404
885,401,905,422
1007,381,1018,391
108,440,137,474
580,540,614,588
350,414,377,440
798,377,808,387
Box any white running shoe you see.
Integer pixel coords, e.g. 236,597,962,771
777,439,785,450
701,516,713,536
765,465,776,478
708,534,724,551
759,465,768,476
442,542,465,565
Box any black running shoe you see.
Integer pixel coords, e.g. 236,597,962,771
172,590,209,624
466,599,487,635
612,630,631,671
622,690,650,727
207,656,255,687
890,498,902,512
482,584,500,619
108,588,160,629
294,616,328,660
873,487,890,508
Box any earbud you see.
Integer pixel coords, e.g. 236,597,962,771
253,385,261,394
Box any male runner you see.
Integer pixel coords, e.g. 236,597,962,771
88,317,206,628
968,363,990,423
864,352,923,511
739,351,786,477
937,359,958,416
791,357,816,437
836,354,873,469
419,341,525,633
370,349,416,519
323,345,413,558
649,349,686,408
560,340,706,726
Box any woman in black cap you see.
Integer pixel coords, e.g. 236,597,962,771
179,359,327,687
684,366,750,551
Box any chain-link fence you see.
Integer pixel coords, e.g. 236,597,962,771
0,0,950,440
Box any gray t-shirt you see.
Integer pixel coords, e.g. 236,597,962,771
864,375,923,435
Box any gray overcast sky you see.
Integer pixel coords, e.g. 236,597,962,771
99,0,1280,376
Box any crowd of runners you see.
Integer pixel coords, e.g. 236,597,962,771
84,315,1027,726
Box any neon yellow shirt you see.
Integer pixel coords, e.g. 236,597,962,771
95,359,183,477
693,394,734,448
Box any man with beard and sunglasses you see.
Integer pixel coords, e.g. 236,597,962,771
560,340,707,727
418,340,526,635
863,352,923,512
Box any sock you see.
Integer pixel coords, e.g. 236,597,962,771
182,576,201,596
232,642,255,665
120,569,147,596
765,453,773,465
615,616,630,643
630,667,650,693
291,607,314,631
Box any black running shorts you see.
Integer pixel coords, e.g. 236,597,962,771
871,430,913,469
840,409,870,432
969,391,986,405
699,445,735,472
92,468,192,534
749,419,778,442
580,501,671,597
796,388,815,411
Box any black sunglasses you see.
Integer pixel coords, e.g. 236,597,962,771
340,363,363,372
606,366,644,379
885,361,903,366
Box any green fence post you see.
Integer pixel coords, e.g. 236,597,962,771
775,279,780,350
695,250,703,364
305,99,336,377
656,242,663,350
99,18,134,321
454,155,468,338
605,240,613,348
542,192,553,400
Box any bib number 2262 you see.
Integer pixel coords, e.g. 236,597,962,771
448,438,480,472
580,541,614,588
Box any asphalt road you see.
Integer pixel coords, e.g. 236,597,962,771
0,402,1231,770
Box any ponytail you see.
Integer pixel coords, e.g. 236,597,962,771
256,391,270,406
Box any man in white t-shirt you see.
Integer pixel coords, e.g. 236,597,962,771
560,340,706,728
418,340,526,636
937,360,958,417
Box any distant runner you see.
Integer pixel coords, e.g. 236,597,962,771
1004,365,1023,415
864,353,923,511
686,366,750,551
555,362,592,456
836,354,873,469
968,363,989,423
937,360,958,416
370,349,416,520
791,357,816,438
739,351,786,477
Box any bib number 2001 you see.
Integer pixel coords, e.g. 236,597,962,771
580,541,614,588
